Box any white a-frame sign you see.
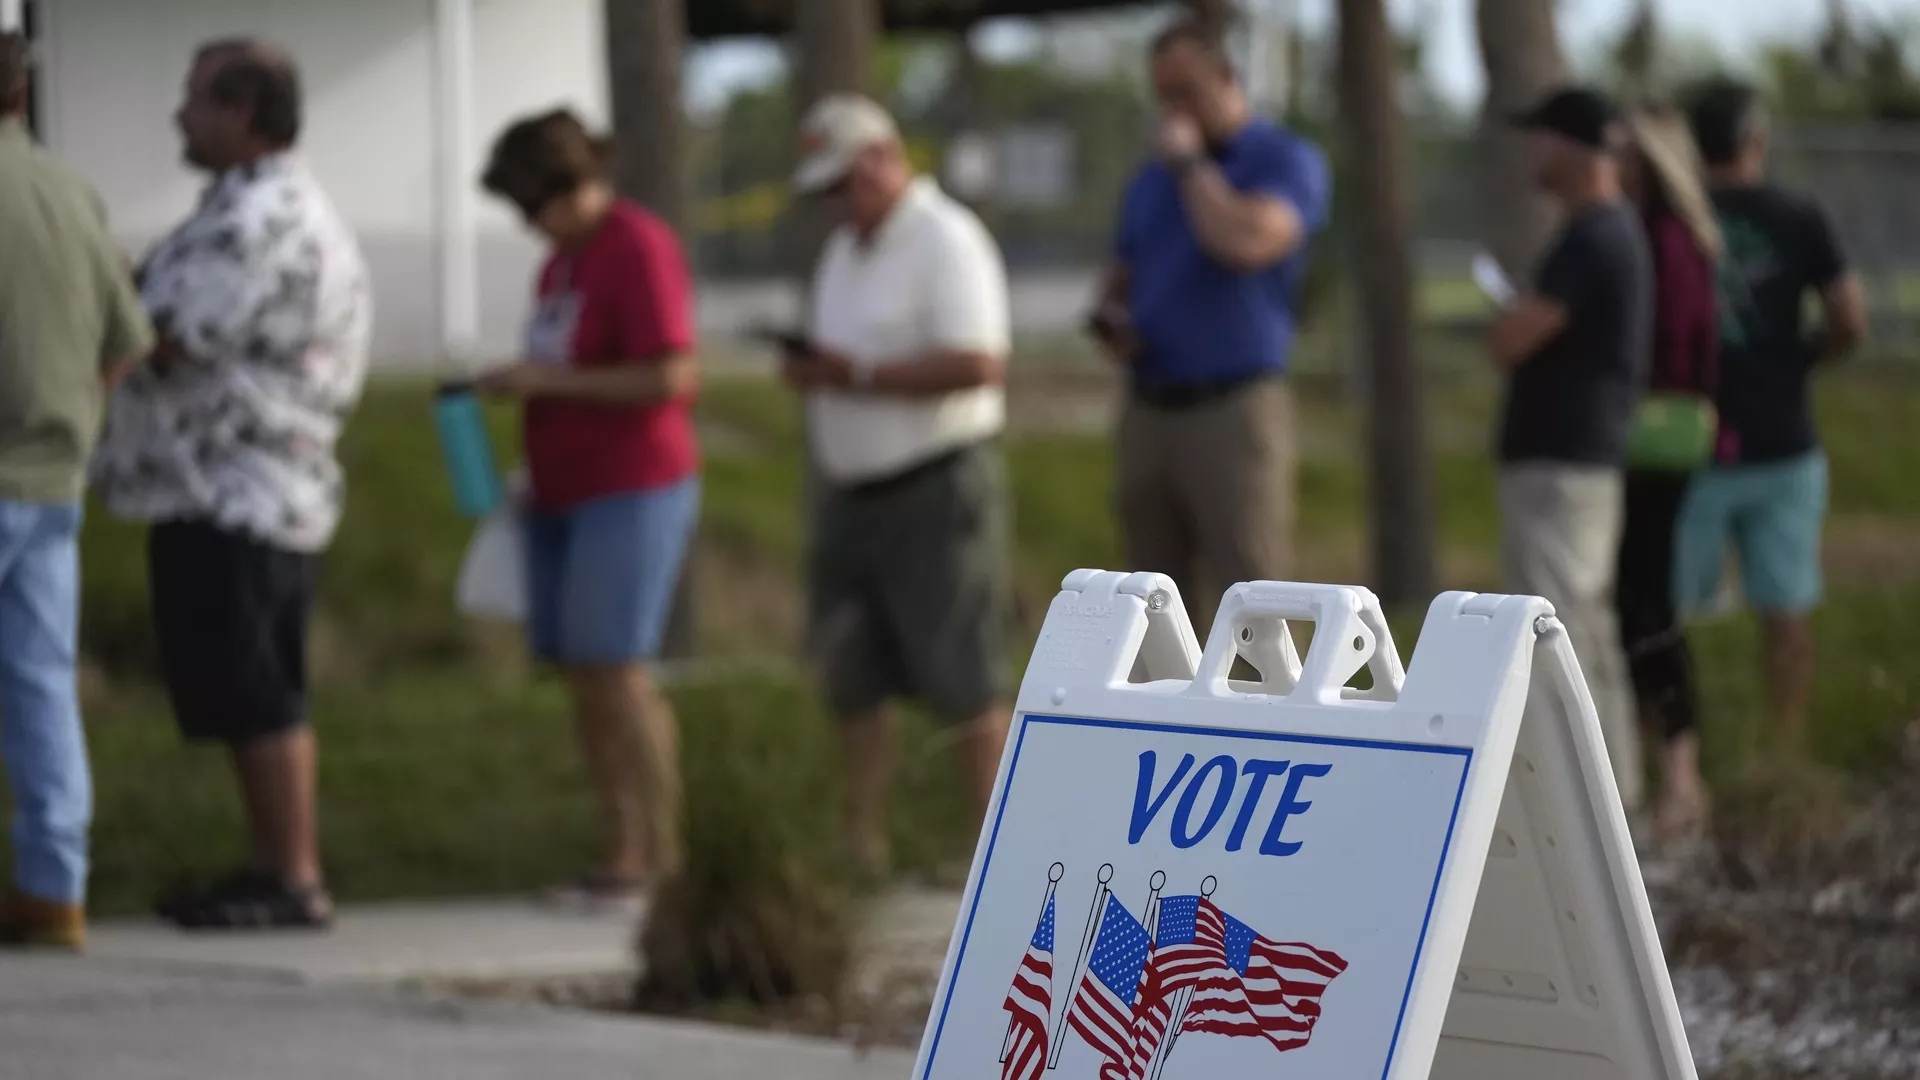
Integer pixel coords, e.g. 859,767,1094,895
910,571,1695,1080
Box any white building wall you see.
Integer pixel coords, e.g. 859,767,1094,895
40,0,610,367
467,0,608,362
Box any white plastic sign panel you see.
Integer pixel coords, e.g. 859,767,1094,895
909,570,1694,1080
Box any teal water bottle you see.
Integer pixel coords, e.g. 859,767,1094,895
434,382,503,518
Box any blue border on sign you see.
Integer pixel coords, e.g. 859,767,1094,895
918,712,1475,1080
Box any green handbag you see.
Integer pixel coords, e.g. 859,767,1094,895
1626,392,1718,471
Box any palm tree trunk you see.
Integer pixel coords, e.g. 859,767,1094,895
1186,0,1239,26
603,0,696,658
795,0,878,108
791,0,878,276
602,0,687,231
1476,0,1567,277
1337,0,1437,604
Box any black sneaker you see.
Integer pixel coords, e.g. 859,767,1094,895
157,869,333,931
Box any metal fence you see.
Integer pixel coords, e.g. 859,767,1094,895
687,111,1920,358
1772,127,1920,346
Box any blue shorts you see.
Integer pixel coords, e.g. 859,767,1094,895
526,479,699,665
1673,451,1827,617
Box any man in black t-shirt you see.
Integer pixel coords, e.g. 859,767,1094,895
1490,87,1652,810
1677,83,1867,744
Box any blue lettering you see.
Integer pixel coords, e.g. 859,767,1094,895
1224,759,1291,852
1171,755,1238,849
1260,763,1332,857
1128,752,1195,845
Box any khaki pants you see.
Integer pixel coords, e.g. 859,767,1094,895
1499,463,1642,810
1116,379,1296,636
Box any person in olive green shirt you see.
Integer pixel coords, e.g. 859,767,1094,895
0,32,154,950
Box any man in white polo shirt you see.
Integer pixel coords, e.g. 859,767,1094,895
783,94,1012,874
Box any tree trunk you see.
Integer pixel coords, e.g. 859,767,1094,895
788,0,881,631
1185,0,1239,28
603,0,697,659
1615,0,1659,99
1476,0,1566,277
794,0,877,113
949,23,986,134
603,0,687,231
1337,0,1437,605
790,0,878,274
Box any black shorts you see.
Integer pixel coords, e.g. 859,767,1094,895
148,520,317,745
808,442,1012,724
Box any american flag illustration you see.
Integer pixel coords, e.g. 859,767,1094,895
1001,892,1058,1080
1117,895,1212,1080
1184,898,1348,1052
1066,895,1153,1080
1121,895,1347,1078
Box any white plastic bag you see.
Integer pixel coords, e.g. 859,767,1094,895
455,469,529,623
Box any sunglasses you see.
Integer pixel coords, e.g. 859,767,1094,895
513,196,556,223
486,170,576,223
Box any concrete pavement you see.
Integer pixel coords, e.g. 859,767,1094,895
0,892,962,1079
81,889,963,991
0,954,914,1080
84,899,640,985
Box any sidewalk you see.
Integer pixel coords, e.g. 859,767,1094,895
0,954,913,1080
0,892,960,1079
85,898,642,984
81,889,962,990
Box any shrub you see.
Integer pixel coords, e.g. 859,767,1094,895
636,674,854,1009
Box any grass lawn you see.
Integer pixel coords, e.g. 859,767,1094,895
1418,275,1496,324
11,362,1919,915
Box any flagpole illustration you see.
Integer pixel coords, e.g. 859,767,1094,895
1145,875,1215,1080
1119,871,1169,1080
1047,862,1113,1069
1142,869,1167,941
1002,861,1066,1065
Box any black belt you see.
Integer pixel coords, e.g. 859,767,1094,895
1129,371,1275,410
841,444,972,499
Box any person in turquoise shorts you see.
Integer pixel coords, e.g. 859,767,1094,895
1677,82,1868,747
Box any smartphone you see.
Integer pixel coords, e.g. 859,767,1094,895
749,326,814,356
1472,252,1518,309
1086,304,1131,343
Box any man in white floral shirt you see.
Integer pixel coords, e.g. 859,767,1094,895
93,39,369,930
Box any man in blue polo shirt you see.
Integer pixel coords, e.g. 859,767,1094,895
1090,15,1330,629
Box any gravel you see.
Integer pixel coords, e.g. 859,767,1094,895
1648,724,1920,1079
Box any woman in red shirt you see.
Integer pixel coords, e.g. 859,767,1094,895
479,110,700,906
1617,108,1720,844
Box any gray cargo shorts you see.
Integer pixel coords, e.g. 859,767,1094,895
808,441,1012,724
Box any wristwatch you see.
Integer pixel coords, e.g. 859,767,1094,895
1169,153,1205,179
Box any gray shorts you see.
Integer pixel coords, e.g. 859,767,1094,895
808,442,1012,723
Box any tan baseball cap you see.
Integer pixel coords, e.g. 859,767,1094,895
793,93,899,194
